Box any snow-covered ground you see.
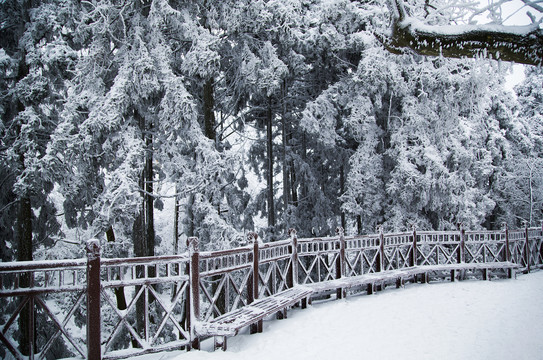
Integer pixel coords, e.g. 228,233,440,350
139,271,543,360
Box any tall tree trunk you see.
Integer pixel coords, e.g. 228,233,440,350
281,81,291,227
203,78,226,312
340,163,346,231
174,186,180,255
357,215,363,235
300,132,308,203
267,97,275,228
290,164,298,207
144,122,155,258
106,227,128,310
203,78,216,142
133,108,155,345
132,209,144,347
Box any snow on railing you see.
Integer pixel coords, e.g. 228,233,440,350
1,224,542,359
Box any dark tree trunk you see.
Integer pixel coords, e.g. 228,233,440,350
340,164,346,230
106,227,128,310
132,210,145,347
300,132,308,204
281,81,291,225
133,108,156,346
144,124,155,258
357,215,363,235
203,78,216,141
290,164,298,207
174,186,180,254
16,197,32,261
267,97,275,228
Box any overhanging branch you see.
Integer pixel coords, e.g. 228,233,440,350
384,0,543,66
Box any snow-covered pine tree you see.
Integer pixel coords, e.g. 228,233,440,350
493,67,543,227
303,35,520,233
0,0,80,355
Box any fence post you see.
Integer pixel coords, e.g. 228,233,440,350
335,227,346,299
503,223,513,279
524,222,530,273
410,225,417,267
249,232,261,334
378,226,385,272
457,224,466,281
288,229,298,288
503,223,511,262
86,239,101,360
188,237,200,350
461,224,466,266
540,221,543,268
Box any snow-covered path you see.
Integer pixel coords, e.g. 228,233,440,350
143,271,543,360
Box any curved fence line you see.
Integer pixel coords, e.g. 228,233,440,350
1,225,542,359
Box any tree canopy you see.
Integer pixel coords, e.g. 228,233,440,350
0,0,541,265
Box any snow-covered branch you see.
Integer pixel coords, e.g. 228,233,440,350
384,0,543,65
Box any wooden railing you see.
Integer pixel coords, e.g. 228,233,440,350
1,225,542,359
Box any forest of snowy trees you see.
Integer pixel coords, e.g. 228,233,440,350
1,0,542,264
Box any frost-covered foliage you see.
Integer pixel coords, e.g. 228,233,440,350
302,39,533,232
2,1,542,358
1,0,542,262
494,67,543,227
44,0,251,254
0,0,79,262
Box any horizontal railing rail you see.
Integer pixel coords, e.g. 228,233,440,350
1,224,542,359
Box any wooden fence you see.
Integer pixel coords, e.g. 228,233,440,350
1,225,542,359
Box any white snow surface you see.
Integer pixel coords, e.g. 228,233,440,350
137,271,543,360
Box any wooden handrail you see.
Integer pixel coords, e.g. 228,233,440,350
0,226,542,359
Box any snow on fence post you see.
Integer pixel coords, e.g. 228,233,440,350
524,222,530,273
188,237,200,350
410,225,417,267
86,239,102,360
248,232,261,334
288,229,298,289
335,227,346,299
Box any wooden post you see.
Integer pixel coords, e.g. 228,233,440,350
378,226,385,273
459,224,465,263
540,221,543,269
288,229,298,288
503,223,511,262
335,227,346,299
86,239,102,360
184,244,192,347
188,237,200,350
249,232,261,334
29,275,35,359
458,224,466,281
524,222,531,273
410,225,417,267
503,223,512,279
